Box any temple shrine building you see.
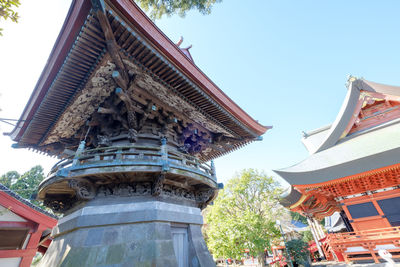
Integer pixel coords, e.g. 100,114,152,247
0,184,57,267
276,77,400,264
6,0,269,266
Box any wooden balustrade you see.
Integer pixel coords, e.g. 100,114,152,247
324,227,400,263
49,145,216,180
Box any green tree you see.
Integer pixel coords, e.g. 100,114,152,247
1,0,221,36
290,211,308,225
136,0,222,19
286,239,310,267
301,230,313,243
10,165,44,200
1,165,46,208
204,169,289,267
0,0,20,36
0,170,20,188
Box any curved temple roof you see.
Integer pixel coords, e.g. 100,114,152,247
275,78,400,186
7,0,269,158
0,183,58,222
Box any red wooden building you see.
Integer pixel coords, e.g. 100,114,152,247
0,184,57,267
276,77,400,263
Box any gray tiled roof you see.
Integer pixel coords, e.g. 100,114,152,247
275,78,400,186
0,183,58,219
275,120,400,185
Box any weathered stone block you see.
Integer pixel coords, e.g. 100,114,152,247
102,228,120,245
84,228,104,246
39,199,215,267
60,247,91,267
106,244,125,265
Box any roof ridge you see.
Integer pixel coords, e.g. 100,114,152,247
0,183,58,219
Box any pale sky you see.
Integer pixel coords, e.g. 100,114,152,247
0,0,72,177
1,0,400,186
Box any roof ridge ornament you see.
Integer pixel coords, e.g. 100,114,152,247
176,36,184,47
346,75,358,89
183,44,193,50
176,36,194,62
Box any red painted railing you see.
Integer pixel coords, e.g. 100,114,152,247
324,227,400,263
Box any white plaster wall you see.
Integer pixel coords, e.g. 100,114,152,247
0,205,26,222
346,246,368,252
0,257,22,267
375,244,399,250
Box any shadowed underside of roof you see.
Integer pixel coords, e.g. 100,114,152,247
8,0,269,161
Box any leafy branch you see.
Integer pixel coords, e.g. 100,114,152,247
0,0,21,36
135,0,222,19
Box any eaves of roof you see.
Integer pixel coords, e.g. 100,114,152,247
9,0,92,142
275,78,400,186
0,183,58,227
303,78,400,154
274,119,400,186
9,0,269,145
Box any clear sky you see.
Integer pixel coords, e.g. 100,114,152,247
1,0,400,187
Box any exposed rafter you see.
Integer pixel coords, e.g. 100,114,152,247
92,0,129,87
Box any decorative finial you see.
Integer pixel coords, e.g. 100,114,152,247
346,75,357,88
176,36,183,47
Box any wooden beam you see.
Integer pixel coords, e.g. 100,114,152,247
115,87,134,109
115,87,138,129
0,191,57,228
20,227,44,267
97,107,117,114
0,221,38,233
137,100,153,130
112,70,128,89
91,0,129,86
0,248,36,258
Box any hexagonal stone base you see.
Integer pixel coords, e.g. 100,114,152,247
38,198,215,267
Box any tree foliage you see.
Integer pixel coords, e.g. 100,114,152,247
0,170,19,188
0,165,45,208
135,0,222,19
1,0,221,35
301,230,313,243
0,0,20,36
286,239,310,266
290,211,307,225
204,169,289,266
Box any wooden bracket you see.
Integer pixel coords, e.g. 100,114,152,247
91,0,130,87
115,87,138,130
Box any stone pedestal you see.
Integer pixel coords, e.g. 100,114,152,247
39,197,215,267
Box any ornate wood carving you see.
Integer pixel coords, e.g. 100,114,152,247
177,123,212,154
68,179,96,200
152,173,165,196
196,188,215,209
96,181,215,208
62,85,229,159
43,175,217,212
342,92,400,137
43,197,73,213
